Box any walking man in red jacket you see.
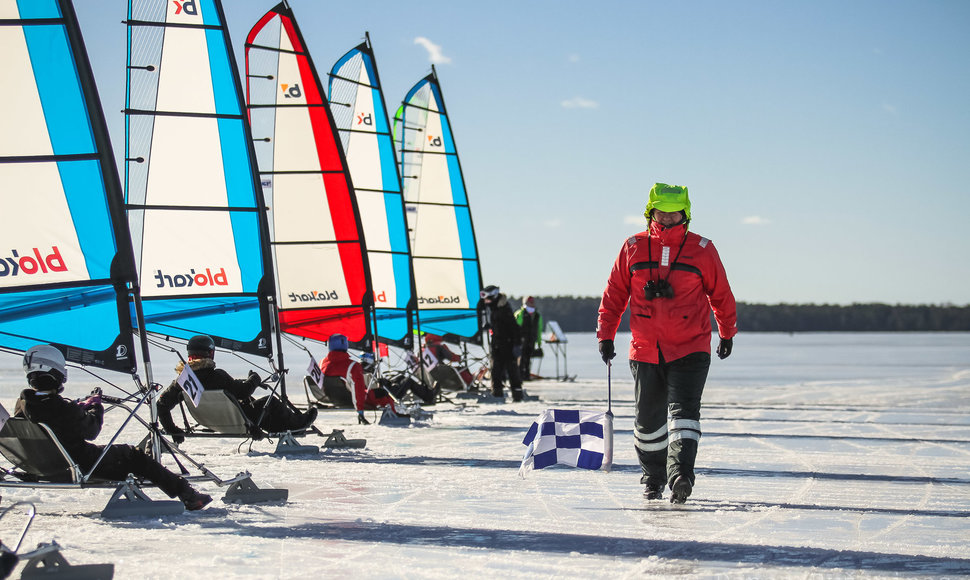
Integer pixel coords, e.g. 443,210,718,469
597,183,737,503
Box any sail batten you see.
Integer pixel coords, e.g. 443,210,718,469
245,2,373,347
125,0,275,356
398,68,483,343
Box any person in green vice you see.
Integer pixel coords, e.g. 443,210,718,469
514,296,544,380
597,183,737,504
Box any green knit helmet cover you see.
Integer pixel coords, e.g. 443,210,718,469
644,183,691,221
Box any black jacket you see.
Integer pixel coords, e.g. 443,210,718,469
483,294,522,353
15,389,104,467
157,359,260,433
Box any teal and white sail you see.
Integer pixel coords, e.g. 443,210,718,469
0,0,138,373
397,67,483,343
125,0,275,357
329,34,416,347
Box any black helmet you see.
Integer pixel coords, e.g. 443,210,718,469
187,334,215,357
480,285,500,301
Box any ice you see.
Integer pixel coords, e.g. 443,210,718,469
0,332,968,578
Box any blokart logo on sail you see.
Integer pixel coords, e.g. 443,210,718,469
418,295,460,305
281,83,302,99
172,0,198,15
357,113,373,126
0,247,68,278
288,290,339,303
427,135,443,147
153,268,228,289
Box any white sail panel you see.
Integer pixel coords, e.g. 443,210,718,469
367,253,399,308
407,204,463,260
140,209,243,295
270,174,336,242
355,190,393,251
273,108,320,172
155,27,216,114
0,163,89,286
0,28,55,156
274,245,352,310
413,259,471,309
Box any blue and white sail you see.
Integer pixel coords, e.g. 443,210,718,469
329,34,416,347
0,0,138,373
125,0,275,357
397,67,483,343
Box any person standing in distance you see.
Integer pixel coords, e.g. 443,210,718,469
597,183,737,504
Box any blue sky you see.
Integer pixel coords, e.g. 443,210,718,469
74,1,970,306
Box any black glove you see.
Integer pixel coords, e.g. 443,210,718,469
599,339,616,364
716,337,733,360
167,428,185,445
248,370,263,388
357,411,370,425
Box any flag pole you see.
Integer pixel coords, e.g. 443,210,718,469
607,360,612,415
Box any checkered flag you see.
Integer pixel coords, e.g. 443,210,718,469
520,409,613,476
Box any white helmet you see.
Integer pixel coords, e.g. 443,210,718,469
23,344,67,382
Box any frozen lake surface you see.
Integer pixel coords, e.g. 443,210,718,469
1,332,968,578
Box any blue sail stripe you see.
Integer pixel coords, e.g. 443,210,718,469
22,24,94,156
206,28,240,116
0,287,123,352
59,160,113,279
16,0,60,19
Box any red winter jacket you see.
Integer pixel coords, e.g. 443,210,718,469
320,350,368,411
597,221,737,364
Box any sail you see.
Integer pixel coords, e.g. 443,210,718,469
0,0,138,373
125,0,275,356
398,68,483,343
245,3,373,347
329,36,415,347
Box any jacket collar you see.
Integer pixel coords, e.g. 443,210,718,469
648,220,688,245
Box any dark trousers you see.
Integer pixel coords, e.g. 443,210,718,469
630,352,710,489
518,347,533,379
491,348,523,399
81,443,188,498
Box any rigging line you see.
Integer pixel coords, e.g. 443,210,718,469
0,153,99,163
327,72,377,90
243,42,306,57
124,108,247,121
124,19,223,32
125,204,261,212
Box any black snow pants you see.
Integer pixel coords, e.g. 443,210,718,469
490,346,523,400
630,351,710,489
79,443,189,498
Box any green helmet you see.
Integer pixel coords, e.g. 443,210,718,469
644,183,691,221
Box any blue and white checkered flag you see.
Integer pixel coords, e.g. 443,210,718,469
520,409,613,476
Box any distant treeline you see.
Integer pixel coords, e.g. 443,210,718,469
511,296,970,333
